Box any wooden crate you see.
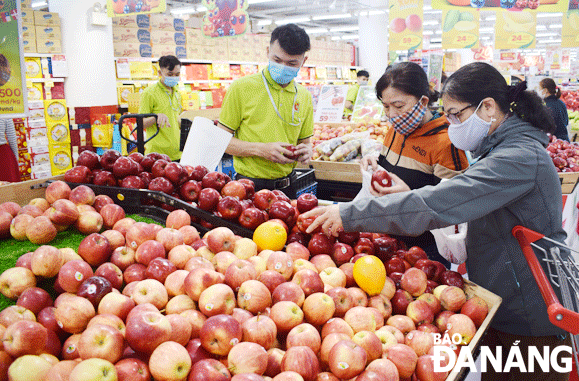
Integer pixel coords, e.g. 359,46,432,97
0,175,64,205
446,280,503,381
299,161,363,183
180,108,221,121
559,172,579,194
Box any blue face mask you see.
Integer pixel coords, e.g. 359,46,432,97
163,76,179,87
268,61,300,85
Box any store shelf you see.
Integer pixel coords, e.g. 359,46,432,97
27,78,65,83
113,57,360,69
24,53,63,58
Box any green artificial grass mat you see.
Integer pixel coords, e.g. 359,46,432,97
0,214,161,311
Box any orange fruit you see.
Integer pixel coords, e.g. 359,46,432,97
253,221,287,251
353,255,386,296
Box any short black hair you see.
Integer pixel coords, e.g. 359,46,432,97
158,55,181,71
357,70,369,78
270,24,310,56
375,62,438,105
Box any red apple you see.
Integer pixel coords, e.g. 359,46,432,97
281,346,320,381
77,275,113,308
308,233,333,256
149,177,175,195
440,270,465,289
2,320,47,357
292,269,324,297
371,170,392,191
16,287,53,315
113,157,139,178
253,190,277,212
286,323,321,353
239,207,266,230
296,193,318,213
64,165,93,184
242,315,277,350
100,149,121,171
344,306,376,333
94,171,117,187
189,358,230,381
385,343,418,379
328,340,367,379
439,286,466,312
354,238,375,256
460,296,488,328
199,314,242,356
237,279,272,314
125,310,172,354
269,201,295,227
25,216,57,244
269,301,304,333
164,162,187,185
273,282,305,307
78,233,113,267
228,342,268,375
77,150,100,170
115,358,151,381
217,196,243,220
222,181,247,200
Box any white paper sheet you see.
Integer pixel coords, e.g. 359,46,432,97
180,116,232,171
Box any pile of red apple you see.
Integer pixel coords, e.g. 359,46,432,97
0,181,130,245
0,186,491,381
546,136,579,172
561,91,579,112
63,149,322,232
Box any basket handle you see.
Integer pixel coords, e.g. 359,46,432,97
512,225,579,334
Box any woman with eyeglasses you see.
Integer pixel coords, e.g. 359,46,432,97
361,61,469,267
304,62,571,381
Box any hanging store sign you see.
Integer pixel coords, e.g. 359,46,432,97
389,0,424,51
442,9,480,49
432,0,568,13
107,0,166,17
494,9,536,49
201,0,249,38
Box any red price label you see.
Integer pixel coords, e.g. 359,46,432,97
0,88,22,98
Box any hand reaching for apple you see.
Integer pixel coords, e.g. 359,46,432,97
360,155,379,172
303,204,343,237
370,172,410,196
293,143,313,164
261,142,298,164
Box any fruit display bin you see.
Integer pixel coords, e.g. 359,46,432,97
446,280,502,381
52,180,255,238
559,172,579,194
299,161,362,183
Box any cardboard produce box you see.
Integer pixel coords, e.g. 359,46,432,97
22,38,36,53
35,25,62,40
113,43,152,58
34,11,61,27
112,14,150,29
21,11,34,24
36,39,62,54
150,30,186,46
152,44,186,59
21,24,36,39
185,28,203,45
186,45,203,60
112,27,151,44
150,14,185,31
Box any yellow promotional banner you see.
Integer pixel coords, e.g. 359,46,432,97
389,0,424,51
442,9,480,49
431,0,568,13
107,0,166,17
129,60,154,79
561,11,579,48
495,10,536,49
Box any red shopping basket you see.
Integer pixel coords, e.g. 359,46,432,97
512,226,579,376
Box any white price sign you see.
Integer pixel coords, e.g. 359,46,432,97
314,85,348,124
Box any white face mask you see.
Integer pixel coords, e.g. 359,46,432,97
448,101,495,152
359,80,368,86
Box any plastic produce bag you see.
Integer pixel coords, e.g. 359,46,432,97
562,183,579,261
330,139,362,162
352,164,395,201
430,224,468,264
315,137,343,156
361,139,382,158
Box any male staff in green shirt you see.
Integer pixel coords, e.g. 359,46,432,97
140,55,183,161
343,70,369,119
217,24,314,198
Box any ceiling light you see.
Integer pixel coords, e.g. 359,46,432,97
342,34,359,40
330,26,359,32
485,15,496,21
248,0,278,4
480,27,494,32
537,25,547,30
423,20,439,26
481,36,492,40
197,6,207,12
369,10,387,15
275,16,311,25
331,36,342,40
549,39,562,43
435,30,442,34
549,24,563,28
537,12,562,18
305,27,328,34
423,30,434,35
536,32,558,37
312,13,352,20
329,0,337,9
31,0,47,7
257,19,273,26
430,38,442,43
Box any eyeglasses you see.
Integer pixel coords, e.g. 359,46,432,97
446,104,476,124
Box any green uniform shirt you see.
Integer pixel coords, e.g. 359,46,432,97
219,69,314,179
343,83,360,117
139,81,182,161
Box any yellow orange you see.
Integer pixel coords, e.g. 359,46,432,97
253,221,287,252
353,255,386,296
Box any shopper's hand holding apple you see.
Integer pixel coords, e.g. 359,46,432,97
303,204,343,237
370,171,410,196
293,143,312,164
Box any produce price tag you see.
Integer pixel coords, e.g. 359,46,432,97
441,9,479,49
314,85,348,124
562,11,579,48
389,0,424,51
116,59,131,79
50,55,68,77
212,62,230,79
129,60,153,79
494,10,536,50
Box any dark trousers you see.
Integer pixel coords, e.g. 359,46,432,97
479,327,573,381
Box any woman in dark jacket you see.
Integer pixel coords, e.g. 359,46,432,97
540,78,570,141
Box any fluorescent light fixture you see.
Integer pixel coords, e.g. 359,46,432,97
549,24,563,28
331,36,342,40
430,38,442,43
424,5,433,11
198,6,208,12
481,36,492,40
423,30,434,35
342,34,359,40
485,15,496,21
312,13,351,20
305,27,328,34
31,0,47,7
170,7,197,15
423,20,439,26
537,12,562,18
248,0,277,4
536,32,558,37
479,27,495,33
430,43,442,48
549,39,562,43
329,26,359,32
275,16,311,25
435,30,442,34
536,25,547,30
257,19,273,26
369,10,387,15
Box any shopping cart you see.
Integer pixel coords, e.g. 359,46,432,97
512,226,579,375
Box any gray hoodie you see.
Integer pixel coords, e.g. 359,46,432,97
340,115,567,336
